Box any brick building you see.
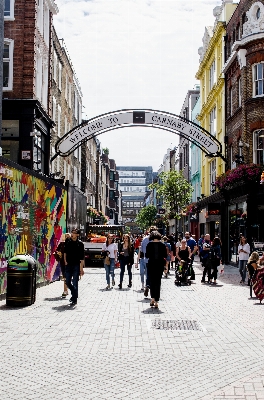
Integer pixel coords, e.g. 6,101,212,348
222,0,264,259
2,0,58,174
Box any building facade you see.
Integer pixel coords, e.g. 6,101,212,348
2,0,58,175
117,166,153,232
195,0,237,240
223,0,264,260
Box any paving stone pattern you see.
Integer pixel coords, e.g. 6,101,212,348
1,259,264,399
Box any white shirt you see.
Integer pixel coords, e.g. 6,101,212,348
238,243,250,261
102,243,117,259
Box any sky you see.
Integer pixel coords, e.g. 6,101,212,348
53,0,224,171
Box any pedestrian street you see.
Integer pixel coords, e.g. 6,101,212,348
1,258,264,400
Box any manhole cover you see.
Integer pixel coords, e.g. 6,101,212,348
152,319,202,331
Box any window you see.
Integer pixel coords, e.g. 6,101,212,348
57,105,61,137
253,63,264,97
64,116,68,135
254,130,264,165
53,51,57,82
58,63,62,91
65,75,68,101
238,78,241,107
3,40,14,90
209,107,216,136
4,0,15,19
74,92,78,119
69,83,72,108
209,60,216,90
230,87,233,116
210,159,216,193
52,97,56,123
33,132,45,173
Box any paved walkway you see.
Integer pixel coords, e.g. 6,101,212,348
1,259,264,400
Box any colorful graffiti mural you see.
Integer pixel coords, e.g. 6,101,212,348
0,160,67,294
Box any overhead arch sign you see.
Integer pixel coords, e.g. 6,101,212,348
53,109,222,160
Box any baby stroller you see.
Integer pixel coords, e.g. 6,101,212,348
175,259,192,286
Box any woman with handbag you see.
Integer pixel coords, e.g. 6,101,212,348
102,235,118,290
118,234,134,289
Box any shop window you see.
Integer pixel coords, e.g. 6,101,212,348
3,39,14,91
253,63,264,97
4,0,15,19
253,129,264,165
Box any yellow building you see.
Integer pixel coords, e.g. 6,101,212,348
196,1,237,197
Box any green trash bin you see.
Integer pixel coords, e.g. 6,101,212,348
6,254,37,307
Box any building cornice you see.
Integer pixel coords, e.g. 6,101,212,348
223,32,264,73
196,22,226,79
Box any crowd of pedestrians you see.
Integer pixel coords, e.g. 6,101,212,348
54,226,264,307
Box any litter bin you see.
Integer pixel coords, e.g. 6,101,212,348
6,254,37,307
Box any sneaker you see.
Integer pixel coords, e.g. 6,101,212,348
144,287,149,297
127,282,132,288
112,280,115,286
62,292,68,298
141,287,144,291
69,298,77,304
118,283,122,289
105,285,110,290
70,300,77,306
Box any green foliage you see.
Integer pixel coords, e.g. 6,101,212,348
135,205,157,230
149,170,193,220
102,147,109,155
124,226,131,234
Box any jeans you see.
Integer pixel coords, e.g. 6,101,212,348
65,264,80,302
139,258,148,285
120,256,132,283
104,258,115,285
239,260,247,282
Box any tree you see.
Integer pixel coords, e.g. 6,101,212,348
102,147,109,155
135,205,157,230
149,170,193,235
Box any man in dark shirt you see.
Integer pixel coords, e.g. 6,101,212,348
64,228,84,305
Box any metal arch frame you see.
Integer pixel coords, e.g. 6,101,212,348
51,109,227,163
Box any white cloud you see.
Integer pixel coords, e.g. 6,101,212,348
54,0,223,170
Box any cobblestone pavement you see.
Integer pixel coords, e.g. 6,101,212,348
1,258,264,400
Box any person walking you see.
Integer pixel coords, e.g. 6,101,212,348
162,236,171,277
64,228,85,305
238,236,250,284
184,232,198,265
118,234,134,289
54,232,71,297
201,234,212,283
209,237,222,285
145,231,167,309
140,226,157,297
102,234,118,290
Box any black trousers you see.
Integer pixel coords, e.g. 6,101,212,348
149,269,163,301
202,259,211,282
